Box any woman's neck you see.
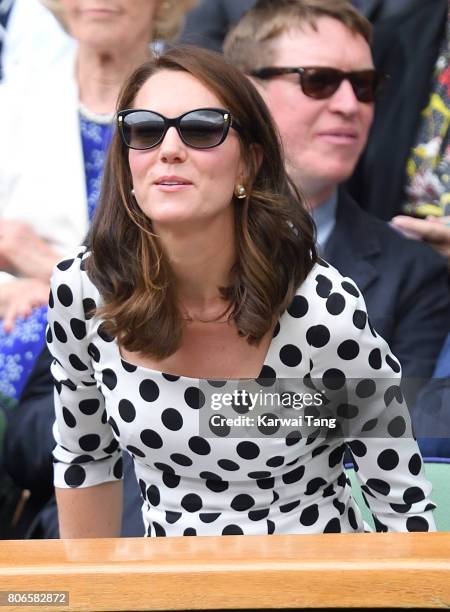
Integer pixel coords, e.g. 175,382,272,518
76,44,151,114
157,216,237,316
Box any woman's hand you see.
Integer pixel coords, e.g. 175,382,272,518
391,215,450,269
0,278,50,332
0,219,61,280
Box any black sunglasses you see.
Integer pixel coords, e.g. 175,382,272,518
117,107,242,150
250,66,385,103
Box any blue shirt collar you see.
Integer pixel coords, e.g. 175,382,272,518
311,190,338,254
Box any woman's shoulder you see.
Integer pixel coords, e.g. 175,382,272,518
288,258,401,378
283,258,371,346
296,258,362,309
52,245,90,274
50,247,100,307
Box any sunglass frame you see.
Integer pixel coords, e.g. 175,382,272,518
117,107,240,150
250,66,385,102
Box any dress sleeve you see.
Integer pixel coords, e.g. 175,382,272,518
308,270,436,532
47,249,123,489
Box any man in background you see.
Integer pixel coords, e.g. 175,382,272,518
224,0,449,385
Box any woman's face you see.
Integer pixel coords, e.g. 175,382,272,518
127,70,246,231
59,0,158,51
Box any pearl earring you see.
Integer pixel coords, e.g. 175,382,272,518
234,184,247,199
131,188,136,196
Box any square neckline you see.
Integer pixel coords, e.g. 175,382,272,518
113,314,284,384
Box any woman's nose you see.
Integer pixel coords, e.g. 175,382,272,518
159,126,187,163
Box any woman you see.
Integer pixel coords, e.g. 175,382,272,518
0,0,196,405
48,46,436,538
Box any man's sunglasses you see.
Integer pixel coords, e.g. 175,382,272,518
117,107,242,150
250,66,385,103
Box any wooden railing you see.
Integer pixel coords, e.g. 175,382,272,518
1,533,449,611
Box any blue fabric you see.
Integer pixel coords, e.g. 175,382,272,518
434,334,450,378
0,114,112,435
79,114,113,223
415,339,450,459
414,376,450,460
0,306,48,408
311,190,337,253
0,0,14,81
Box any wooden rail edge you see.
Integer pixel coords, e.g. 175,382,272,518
1,532,449,611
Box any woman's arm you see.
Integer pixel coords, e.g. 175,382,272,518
48,249,125,538
56,481,123,539
308,270,437,531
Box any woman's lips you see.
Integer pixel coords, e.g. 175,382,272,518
153,177,193,192
154,183,193,192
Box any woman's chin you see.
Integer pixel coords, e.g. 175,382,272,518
143,201,234,232
150,213,203,231
151,212,225,233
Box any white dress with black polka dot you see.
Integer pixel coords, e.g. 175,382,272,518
47,248,436,536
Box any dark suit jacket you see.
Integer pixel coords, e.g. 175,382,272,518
346,0,448,220
178,0,255,51
324,189,450,380
356,0,420,21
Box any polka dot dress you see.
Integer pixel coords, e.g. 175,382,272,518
47,248,436,536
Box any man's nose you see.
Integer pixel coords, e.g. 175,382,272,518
328,78,360,115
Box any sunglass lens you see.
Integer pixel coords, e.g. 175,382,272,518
123,111,165,149
180,110,226,148
301,68,341,99
351,71,378,102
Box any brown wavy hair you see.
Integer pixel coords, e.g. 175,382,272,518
88,45,317,359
